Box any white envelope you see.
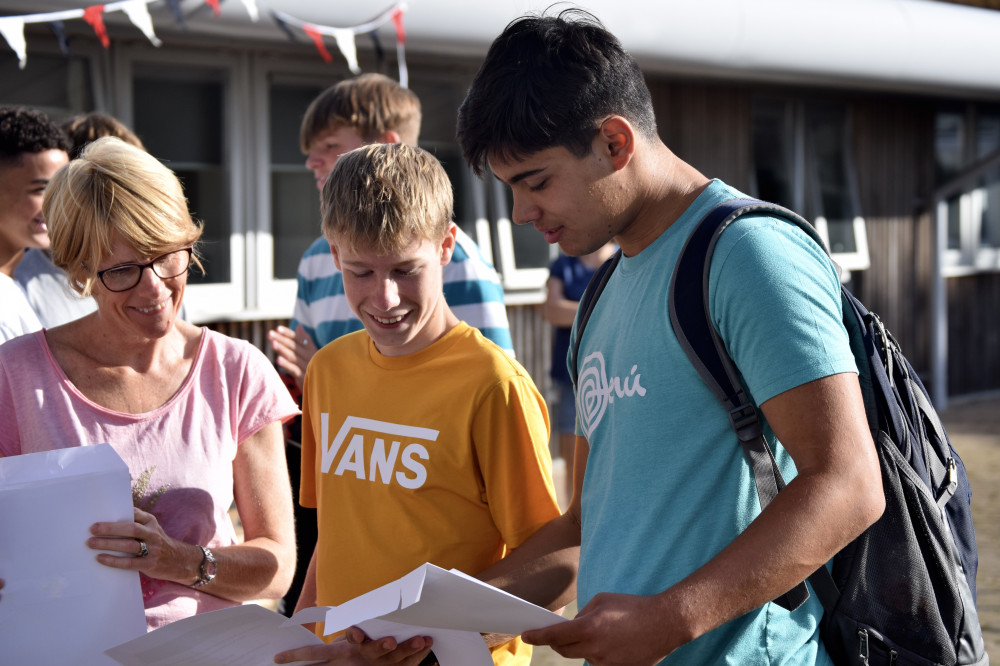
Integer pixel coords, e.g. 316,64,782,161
0,444,147,665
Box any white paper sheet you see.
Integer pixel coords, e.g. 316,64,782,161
286,562,567,666
0,444,147,665
105,603,324,666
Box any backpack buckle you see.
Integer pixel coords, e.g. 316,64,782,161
858,628,870,666
728,403,762,443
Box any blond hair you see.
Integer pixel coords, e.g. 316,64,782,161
321,143,453,255
299,73,421,151
44,137,203,296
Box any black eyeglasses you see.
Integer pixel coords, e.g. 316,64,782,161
96,248,193,292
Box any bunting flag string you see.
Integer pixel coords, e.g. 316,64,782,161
0,0,257,69
271,3,408,87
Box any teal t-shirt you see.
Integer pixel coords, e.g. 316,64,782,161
573,180,855,665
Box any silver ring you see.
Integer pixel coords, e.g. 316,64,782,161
137,540,149,558
301,338,309,347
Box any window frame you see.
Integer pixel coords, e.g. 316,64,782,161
936,103,1000,276
251,60,339,318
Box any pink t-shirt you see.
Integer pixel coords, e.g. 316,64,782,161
0,329,299,629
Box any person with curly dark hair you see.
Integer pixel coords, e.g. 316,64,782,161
10,110,142,329
0,105,70,342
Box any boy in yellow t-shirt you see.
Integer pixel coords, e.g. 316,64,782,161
275,143,570,666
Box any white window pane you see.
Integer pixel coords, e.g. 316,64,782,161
980,167,1000,249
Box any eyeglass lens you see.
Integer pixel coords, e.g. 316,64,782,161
100,249,191,292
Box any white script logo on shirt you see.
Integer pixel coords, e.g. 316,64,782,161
320,415,437,489
577,351,647,440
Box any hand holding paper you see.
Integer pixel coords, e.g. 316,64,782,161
284,563,567,666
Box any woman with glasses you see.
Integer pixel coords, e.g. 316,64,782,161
0,137,299,630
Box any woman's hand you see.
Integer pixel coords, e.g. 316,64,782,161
87,507,200,585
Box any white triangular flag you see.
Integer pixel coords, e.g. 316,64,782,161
239,0,259,22
0,17,27,69
332,28,360,74
121,0,162,47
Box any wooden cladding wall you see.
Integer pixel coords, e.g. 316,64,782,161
649,80,753,191
948,274,1000,395
850,97,936,375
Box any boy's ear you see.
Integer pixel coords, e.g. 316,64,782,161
377,130,403,145
439,223,458,266
597,115,636,172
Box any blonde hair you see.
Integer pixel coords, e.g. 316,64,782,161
44,137,203,296
299,73,421,151
321,143,453,255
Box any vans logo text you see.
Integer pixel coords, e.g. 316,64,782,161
320,415,438,489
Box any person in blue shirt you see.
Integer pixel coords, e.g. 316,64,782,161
450,9,885,666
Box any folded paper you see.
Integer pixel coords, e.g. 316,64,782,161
105,603,323,665
286,562,567,666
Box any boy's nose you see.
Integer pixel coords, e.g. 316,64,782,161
374,279,401,309
511,194,539,226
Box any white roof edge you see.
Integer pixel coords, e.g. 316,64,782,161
13,0,997,97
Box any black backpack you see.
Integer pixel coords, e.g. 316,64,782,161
570,198,987,666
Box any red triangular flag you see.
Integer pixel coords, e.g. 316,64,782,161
83,4,110,48
303,25,333,63
204,0,221,16
391,8,405,44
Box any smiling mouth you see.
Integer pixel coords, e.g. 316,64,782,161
371,313,405,325
135,301,168,315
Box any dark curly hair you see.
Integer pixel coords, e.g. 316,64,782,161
0,106,71,168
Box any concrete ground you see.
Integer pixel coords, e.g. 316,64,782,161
531,393,1000,665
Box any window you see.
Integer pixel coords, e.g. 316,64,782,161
752,98,869,273
118,51,246,322
269,83,325,281
0,51,95,117
936,104,1000,273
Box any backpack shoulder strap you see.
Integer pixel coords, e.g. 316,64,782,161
569,250,622,388
669,197,830,612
